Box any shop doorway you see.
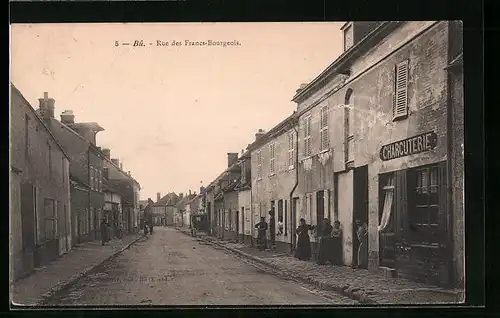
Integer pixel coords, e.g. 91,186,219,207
353,165,369,268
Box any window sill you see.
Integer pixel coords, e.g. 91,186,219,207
319,149,330,154
392,114,409,122
288,165,295,170
269,173,276,177
302,155,314,161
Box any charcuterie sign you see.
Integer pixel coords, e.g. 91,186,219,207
379,131,437,161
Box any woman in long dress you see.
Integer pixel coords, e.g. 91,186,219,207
357,222,368,268
316,218,333,265
255,217,268,251
330,221,343,265
295,218,315,261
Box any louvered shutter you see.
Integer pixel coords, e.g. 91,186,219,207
394,60,409,119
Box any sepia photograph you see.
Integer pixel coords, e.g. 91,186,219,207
9,20,465,307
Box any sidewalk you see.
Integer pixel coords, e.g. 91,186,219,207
187,231,464,305
11,233,143,306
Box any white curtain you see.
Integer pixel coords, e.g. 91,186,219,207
378,175,395,233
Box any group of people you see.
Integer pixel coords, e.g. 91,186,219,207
100,219,123,245
253,209,368,268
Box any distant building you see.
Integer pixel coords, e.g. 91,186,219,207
151,193,179,226
10,85,71,280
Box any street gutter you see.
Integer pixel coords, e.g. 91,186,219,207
178,229,463,305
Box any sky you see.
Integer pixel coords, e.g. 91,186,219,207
11,22,344,200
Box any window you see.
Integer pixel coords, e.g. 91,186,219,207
288,131,295,168
393,60,409,119
44,198,56,241
303,116,312,158
378,174,395,233
320,106,329,152
345,89,354,164
269,143,276,175
410,165,441,244
25,115,30,158
343,24,353,51
257,150,263,179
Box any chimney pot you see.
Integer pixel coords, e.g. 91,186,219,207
38,92,55,119
227,152,239,168
111,158,120,167
120,163,123,170
255,129,266,142
102,148,111,159
157,192,161,202
60,110,75,124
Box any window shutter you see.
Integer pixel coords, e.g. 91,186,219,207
394,60,409,119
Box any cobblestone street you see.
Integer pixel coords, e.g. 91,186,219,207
43,227,357,306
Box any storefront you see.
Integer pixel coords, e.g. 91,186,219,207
377,131,450,287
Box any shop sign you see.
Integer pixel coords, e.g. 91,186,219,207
380,131,437,161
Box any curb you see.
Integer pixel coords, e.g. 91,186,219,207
36,234,145,306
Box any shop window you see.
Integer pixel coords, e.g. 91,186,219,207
409,165,441,244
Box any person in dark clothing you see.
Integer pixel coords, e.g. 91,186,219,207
295,218,315,261
316,218,333,265
330,220,343,265
191,216,198,237
255,217,268,251
100,219,108,245
268,210,276,249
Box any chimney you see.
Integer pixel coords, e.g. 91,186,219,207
127,171,131,176
200,186,205,194
157,192,161,202
295,83,309,94
60,110,75,124
179,193,184,200
38,92,55,119
255,129,266,142
189,189,192,196
227,152,239,167
120,163,123,170
102,148,111,159
111,158,119,167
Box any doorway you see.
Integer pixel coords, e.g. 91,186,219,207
21,183,36,269
240,207,244,242
236,209,240,241
316,191,325,234
353,165,369,268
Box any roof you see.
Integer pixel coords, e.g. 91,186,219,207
291,21,402,103
222,179,239,193
247,112,298,152
11,84,71,161
102,156,141,188
153,192,179,207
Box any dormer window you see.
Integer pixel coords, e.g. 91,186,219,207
343,23,354,51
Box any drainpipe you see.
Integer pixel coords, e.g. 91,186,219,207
289,121,299,253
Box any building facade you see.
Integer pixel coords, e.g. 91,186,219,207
40,102,106,245
10,85,71,280
292,21,464,287
249,116,299,253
